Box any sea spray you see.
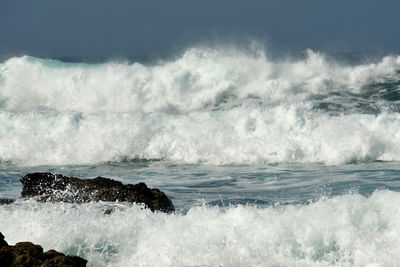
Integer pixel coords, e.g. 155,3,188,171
1,48,400,166
1,49,400,114
0,190,399,266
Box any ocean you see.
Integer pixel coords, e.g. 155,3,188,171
0,47,400,266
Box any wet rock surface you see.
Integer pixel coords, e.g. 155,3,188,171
20,172,174,213
0,232,87,267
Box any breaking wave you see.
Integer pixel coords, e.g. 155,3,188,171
1,190,399,266
1,47,400,166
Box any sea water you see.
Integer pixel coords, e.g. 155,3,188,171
1,47,400,266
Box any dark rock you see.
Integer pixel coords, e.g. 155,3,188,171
0,246,13,267
0,232,7,248
42,255,88,267
12,242,43,266
0,198,15,205
20,172,175,213
104,207,114,215
0,232,87,267
42,249,65,260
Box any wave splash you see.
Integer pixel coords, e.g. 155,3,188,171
1,47,400,166
0,190,399,266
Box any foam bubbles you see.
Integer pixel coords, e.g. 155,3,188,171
1,48,400,166
1,102,399,166
1,190,399,266
2,49,400,114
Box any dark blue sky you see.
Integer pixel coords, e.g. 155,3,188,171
1,0,399,60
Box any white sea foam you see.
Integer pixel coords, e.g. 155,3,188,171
1,48,400,166
1,49,400,114
0,190,399,266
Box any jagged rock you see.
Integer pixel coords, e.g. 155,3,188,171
0,198,15,205
20,172,175,213
42,249,65,260
12,242,43,266
0,232,87,267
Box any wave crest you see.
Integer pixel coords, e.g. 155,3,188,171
1,48,400,166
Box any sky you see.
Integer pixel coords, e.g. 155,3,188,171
1,0,400,61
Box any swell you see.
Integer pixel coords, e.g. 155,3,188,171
1,47,400,166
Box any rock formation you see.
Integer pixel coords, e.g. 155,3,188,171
20,172,174,213
0,232,87,267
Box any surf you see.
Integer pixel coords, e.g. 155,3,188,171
1,190,399,266
1,47,400,166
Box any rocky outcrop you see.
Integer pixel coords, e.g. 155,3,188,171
0,232,87,267
20,172,174,213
